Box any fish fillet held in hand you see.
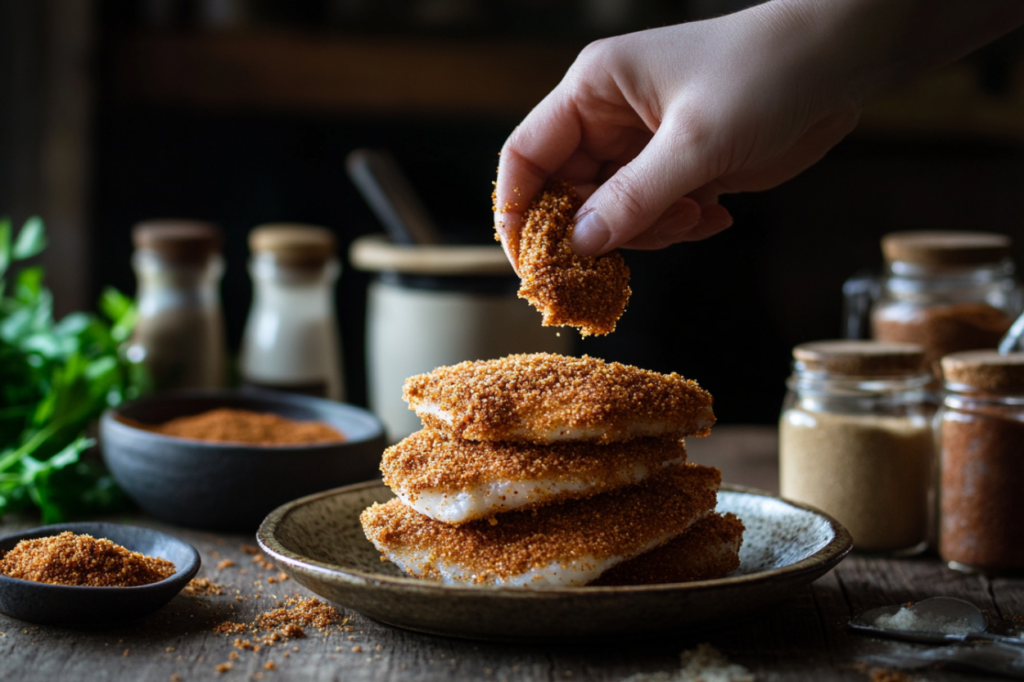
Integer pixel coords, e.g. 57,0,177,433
360,463,720,588
590,512,744,586
403,353,715,444
381,428,688,524
512,181,631,337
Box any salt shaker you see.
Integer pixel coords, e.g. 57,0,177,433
127,220,226,391
938,350,1024,573
871,231,1019,380
240,224,344,400
779,341,934,554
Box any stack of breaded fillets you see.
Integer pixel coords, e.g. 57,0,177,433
360,353,744,588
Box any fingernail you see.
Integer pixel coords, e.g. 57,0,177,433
570,210,611,256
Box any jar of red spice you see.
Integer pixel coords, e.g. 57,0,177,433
871,231,1020,381
938,350,1024,573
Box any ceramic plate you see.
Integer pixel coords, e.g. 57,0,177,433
257,481,852,642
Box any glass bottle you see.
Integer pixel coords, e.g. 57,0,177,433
240,223,344,400
127,220,226,391
870,231,1019,381
937,350,1024,573
779,340,934,555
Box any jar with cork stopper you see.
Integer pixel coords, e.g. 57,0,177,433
240,223,344,400
870,231,1020,380
938,350,1024,574
779,340,935,555
127,220,226,391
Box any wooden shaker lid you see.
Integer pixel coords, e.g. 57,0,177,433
941,350,1024,392
881,231,1010,266
793,340,926,376
250,223,336,266
133,220,222,262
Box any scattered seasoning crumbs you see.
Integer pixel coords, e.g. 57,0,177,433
375,645,382,651
217,560,235,571
353,646,363,653
215,663,232,673
183,577,224,596
229,652,239,661
166,647,175,652
171,676,181,682
264,662,276,671
123,650,129,657
0,532,175,587
241,544,260,554
213,622,248,635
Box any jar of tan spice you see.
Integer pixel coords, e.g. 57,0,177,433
871,231,1020,381
779,341,935,555
938,350,1024,573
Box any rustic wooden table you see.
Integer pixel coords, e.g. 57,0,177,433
1,426,1021,682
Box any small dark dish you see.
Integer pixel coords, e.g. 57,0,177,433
101,389,387,531
0,522,199,625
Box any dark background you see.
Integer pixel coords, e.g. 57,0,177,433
6,0,1024,424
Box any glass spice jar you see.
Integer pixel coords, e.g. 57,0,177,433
938,350,1024,573
871,231,1020,381
127,220,226,391
240,224,344,400
779,341,935,555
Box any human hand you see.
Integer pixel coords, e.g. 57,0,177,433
494,1,865,270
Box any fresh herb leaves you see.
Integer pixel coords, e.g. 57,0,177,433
0,217,146,522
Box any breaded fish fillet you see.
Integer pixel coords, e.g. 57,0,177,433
360,463,720,588
514,181,630,337
382,429,688,524
589,512,744,586
403,353,715,444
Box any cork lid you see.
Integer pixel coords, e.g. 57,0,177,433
133,220,222,262
941,350,1024,392
250,223,336,266
793,340,927,376
881,231,1011,265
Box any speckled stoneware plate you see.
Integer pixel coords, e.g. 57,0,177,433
257,482,852,643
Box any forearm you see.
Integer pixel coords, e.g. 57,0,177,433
757,0,1024,104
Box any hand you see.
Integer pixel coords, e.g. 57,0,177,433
493,0,1024,271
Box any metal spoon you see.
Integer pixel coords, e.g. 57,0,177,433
998,311,1024,354
851,597,1024,646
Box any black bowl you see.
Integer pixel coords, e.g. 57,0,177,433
101,389,387,531
0,522,200,625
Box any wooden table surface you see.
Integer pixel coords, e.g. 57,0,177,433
1,426,1022,682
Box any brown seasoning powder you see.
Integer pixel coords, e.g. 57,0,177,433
0,531,175,587
119,407,345,446
872,302,1013,380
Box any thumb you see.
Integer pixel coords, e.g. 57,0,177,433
570,123,712,256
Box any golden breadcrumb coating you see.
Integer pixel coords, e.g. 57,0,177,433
403,353,715,444
382,428,687,516
589,512,744,586
360,464,720,584
515,181,630,337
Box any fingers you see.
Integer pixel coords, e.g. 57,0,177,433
617,199,733,250
494,92,584,273
569,117,714,256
